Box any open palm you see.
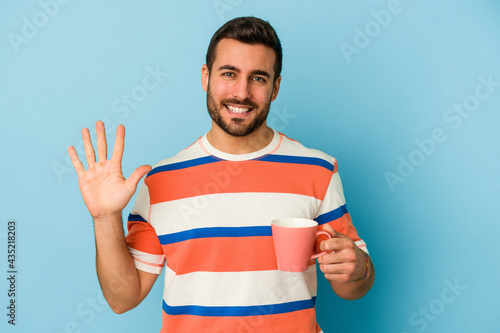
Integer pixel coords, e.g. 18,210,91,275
68,121,151,220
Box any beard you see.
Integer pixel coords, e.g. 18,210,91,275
206,83,271,137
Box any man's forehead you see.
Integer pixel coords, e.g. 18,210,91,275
212,38,276,69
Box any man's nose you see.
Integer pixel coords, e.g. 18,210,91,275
231,78,251,100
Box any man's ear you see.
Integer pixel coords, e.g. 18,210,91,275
271,75,282,101
201,64,209,92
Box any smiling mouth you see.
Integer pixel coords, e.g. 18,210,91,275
225,104,252,114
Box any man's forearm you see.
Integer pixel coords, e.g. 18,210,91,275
329,256,375,300
94,214,142,313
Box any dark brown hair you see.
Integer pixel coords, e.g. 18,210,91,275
206,17,282,82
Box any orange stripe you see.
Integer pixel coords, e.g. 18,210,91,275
126,221,164,255
161,307,317,333
147,160,332,205
162,236,276,275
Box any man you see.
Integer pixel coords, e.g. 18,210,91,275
69,17,374,332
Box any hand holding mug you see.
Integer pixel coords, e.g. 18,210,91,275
317,224,368,283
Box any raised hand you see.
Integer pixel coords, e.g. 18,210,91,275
68,121,152,220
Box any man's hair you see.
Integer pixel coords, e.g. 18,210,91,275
206,16,282,82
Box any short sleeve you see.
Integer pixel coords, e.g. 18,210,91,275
314,162,368,254
125,181,166,274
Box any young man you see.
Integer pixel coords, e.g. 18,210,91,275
69,17,374,333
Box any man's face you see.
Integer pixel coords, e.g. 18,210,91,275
202,38,281,137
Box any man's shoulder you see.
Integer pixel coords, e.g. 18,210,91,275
277,132,337,165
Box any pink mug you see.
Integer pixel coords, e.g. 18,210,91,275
271,218,332,272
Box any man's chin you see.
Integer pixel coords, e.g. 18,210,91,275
222,125,253,137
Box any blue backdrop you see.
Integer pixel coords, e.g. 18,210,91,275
1,1,499,332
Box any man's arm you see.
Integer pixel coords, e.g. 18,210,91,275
68,121,155,313
94,214,158,313
317,224,375,300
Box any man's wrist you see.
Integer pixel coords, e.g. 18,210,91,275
93,212,123,226
355,250,370,282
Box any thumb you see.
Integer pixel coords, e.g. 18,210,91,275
126,165,152,190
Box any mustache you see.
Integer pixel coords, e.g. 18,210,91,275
221,98,258,109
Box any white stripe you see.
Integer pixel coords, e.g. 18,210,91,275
150,192,321,235
129,247,165,274
130,180,151,221
315,172,346,218
355,240,369,254
162,266,318,307
200,129,281,161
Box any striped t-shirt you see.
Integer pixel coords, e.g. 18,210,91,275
125,129,367,333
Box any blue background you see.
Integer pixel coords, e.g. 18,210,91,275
1,0,499,332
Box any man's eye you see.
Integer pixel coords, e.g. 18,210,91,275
252,77,265,82
222,72,234,77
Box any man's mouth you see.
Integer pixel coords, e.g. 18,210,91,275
225,104,252,115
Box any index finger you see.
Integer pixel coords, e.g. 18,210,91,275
321,223,342,238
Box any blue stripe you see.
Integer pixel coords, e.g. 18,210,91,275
128,213,147,223
162,297,316,317
258,154,334,172
147,154,333,177
314,204,348,225
158,226,272,245
147,155,220,177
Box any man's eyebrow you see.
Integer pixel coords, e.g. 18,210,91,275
218,65,239,72
217,65,271,78
251,70,271,78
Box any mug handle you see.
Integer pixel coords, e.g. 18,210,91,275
310,231,332,259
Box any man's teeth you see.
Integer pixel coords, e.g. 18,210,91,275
227,105,250,113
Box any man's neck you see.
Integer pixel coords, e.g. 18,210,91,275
206,123,274,155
